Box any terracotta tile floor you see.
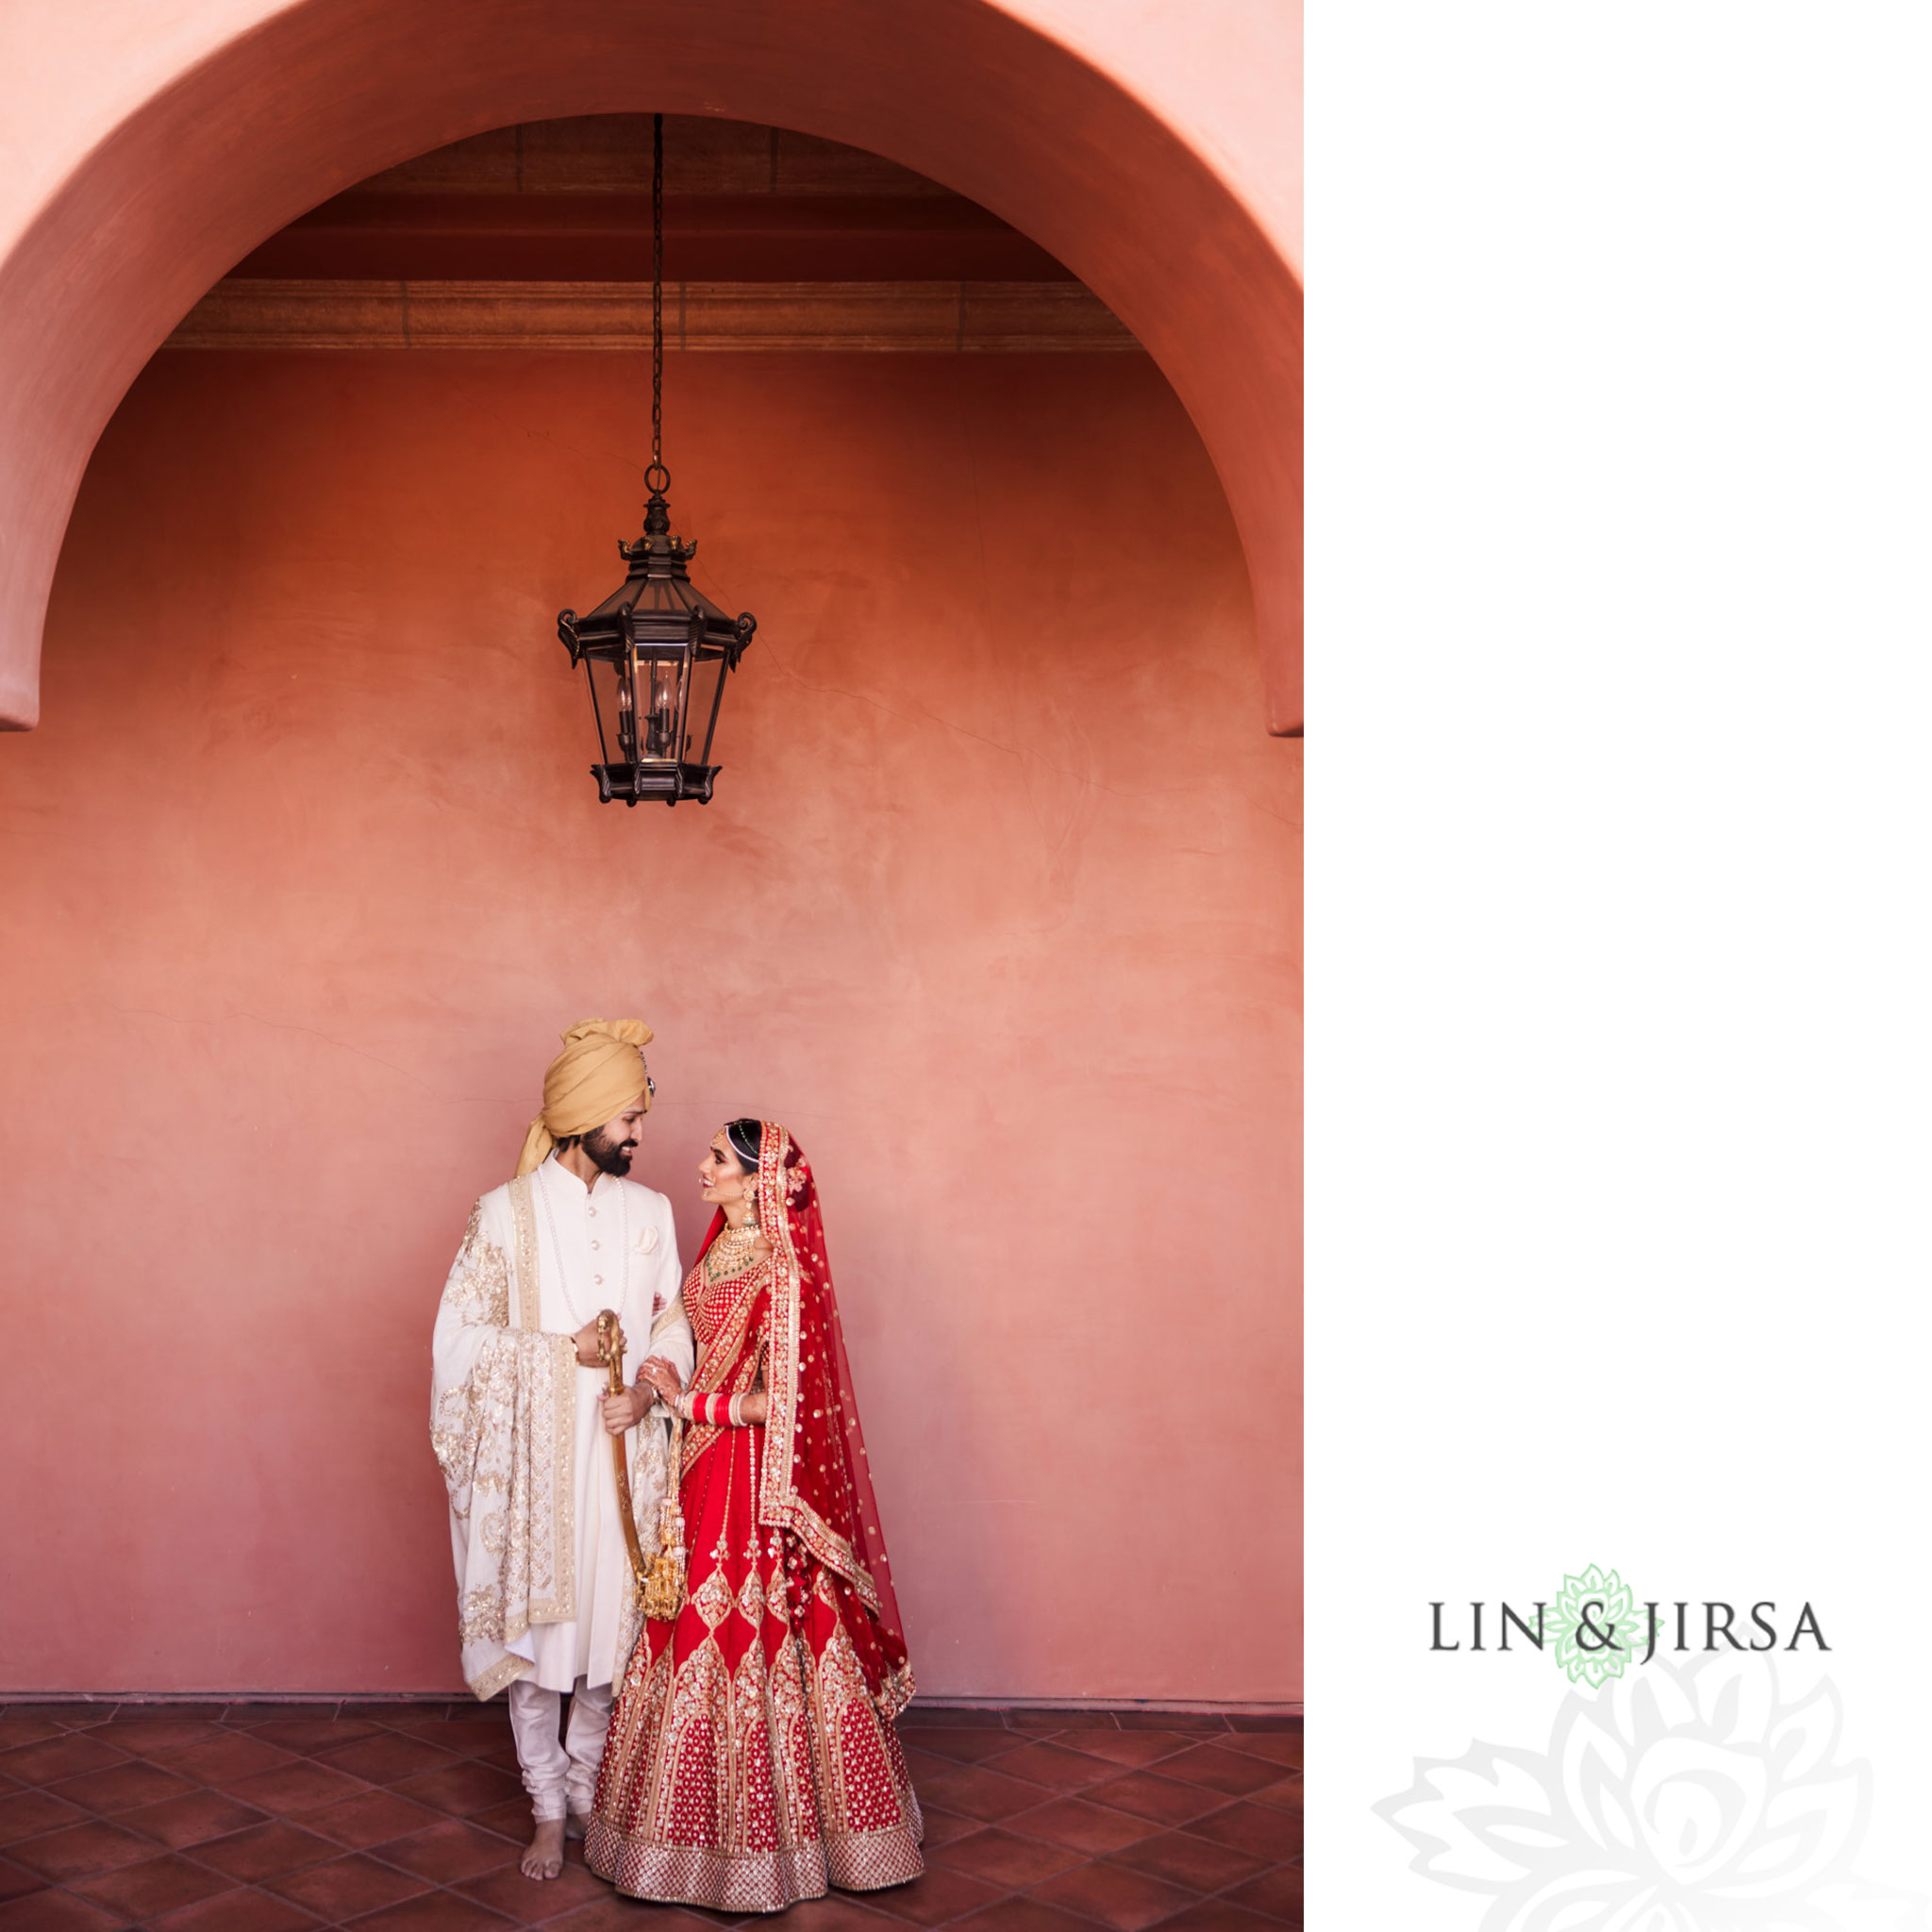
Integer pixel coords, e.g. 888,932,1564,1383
0,1703,1300,1930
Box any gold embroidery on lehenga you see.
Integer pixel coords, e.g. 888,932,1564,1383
734,1567,767,1628
691,1567,735,1631
679,1255,771,1479
584,1130,921,1910
586,1426,921,1909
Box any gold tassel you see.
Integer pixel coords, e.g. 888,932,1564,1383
640,1415,686,1622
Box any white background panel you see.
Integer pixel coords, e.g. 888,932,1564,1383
1310,5,1932,1921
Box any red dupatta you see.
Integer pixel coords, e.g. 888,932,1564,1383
691,1123,913,1716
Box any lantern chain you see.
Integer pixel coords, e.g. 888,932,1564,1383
646,111,669,498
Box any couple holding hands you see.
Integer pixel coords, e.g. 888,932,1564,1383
430,1019,922,1912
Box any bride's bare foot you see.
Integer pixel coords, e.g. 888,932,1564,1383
521,1818,566,1880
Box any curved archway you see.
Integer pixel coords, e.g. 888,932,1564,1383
0,0,1300,734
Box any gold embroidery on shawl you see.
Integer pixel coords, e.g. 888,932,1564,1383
649,1291,689,1350
531,1326,577,1624
753,1131,879,1615
433,1184,577,1696
506,1169,576,1626
432,1208,513,1484
508,1173,539,1330
460,1586,505,1645
441,1204,511,1324
472,1651,530,1703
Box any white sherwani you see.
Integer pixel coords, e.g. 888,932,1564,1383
431,1156,691,1699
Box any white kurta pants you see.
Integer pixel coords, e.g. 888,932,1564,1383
508,1675,612,1823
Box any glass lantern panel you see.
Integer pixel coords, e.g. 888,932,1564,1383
580,649,632,770
685,643,730,767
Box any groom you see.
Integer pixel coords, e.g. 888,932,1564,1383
431,1019,693,1881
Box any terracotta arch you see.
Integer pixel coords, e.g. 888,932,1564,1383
0,0,1301,735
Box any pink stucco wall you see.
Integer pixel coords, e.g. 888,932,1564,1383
0,0,1302,737
0,346,1301,1699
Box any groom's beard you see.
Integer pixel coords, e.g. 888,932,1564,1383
582,1125,637,1176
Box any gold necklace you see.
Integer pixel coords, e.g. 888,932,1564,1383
706,1214,759,1282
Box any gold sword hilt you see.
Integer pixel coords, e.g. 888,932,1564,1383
594,1310,653,1601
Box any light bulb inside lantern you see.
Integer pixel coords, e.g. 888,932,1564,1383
646,660,678,758
615,670,637,760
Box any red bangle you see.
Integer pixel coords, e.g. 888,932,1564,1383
695,1391,727,1426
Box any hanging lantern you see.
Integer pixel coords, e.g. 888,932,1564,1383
558,115,757,806
558,493,757,806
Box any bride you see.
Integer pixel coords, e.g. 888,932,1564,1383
584,1119,924,1912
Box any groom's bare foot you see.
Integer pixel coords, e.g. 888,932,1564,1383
521,1819,566,1880
565,1813,589,1841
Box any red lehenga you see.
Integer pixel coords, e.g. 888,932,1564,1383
585,1123,923,1912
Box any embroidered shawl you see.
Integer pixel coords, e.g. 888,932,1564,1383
429,1174,577,1700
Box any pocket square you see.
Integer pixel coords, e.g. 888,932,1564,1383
634,1225,659,1256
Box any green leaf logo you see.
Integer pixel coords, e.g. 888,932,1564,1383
1551,1564,1641,1687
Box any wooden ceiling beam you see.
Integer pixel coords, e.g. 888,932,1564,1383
235,192,1069,282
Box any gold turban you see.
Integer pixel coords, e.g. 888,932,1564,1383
516,1018,656,1177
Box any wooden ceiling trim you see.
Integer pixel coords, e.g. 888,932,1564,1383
160,279,1142,353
